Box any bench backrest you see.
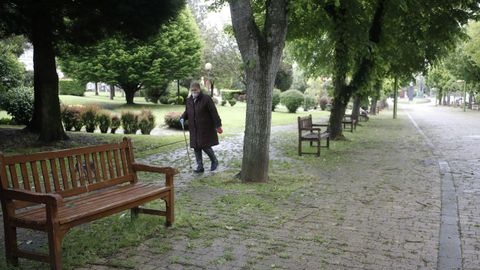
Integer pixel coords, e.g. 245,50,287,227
0,138,136,205
298,115,313,131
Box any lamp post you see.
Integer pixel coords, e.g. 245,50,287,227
456,80,466,112
205,62,213,96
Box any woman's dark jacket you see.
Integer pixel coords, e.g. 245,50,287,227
181,92,222,149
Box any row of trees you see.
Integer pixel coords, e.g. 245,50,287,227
226,0,478,182
426,21,480,106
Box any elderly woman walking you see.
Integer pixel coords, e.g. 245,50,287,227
180,82,223,173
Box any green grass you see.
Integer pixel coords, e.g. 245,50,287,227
59,93,330,132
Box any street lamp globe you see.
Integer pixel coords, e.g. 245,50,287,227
205,62,212,71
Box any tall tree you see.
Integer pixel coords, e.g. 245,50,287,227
59,8,202,104
0,1,184,141
228,0,288,182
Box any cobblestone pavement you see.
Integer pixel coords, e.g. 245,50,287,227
405,103,480,270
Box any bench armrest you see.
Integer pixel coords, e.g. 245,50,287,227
3,189,63,206
132,163,178,176
300,127,321,132
312,123,329,127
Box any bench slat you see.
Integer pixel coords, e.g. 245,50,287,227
59,158,69,190
40,160,51,193
76,155,86,187
68,156,77,188
20,163,31,191
92,153,101,183
9,164,19,189
30,161,42,192
106,151,115,179
49,159,61,191
84,154,93,184
120,148,129,176
57,174,133,198
113,149,122,177
99,151,108,181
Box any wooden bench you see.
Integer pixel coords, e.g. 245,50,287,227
0,138,177,270
298,115,330,156
343,114,357,132
472,104,479,110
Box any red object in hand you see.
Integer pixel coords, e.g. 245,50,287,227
216,127,223,134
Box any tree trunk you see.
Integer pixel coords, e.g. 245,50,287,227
329,97,348,139
95,82,99,96
351,95,361,122
110,85,115,100
370,97,377,115
393,77,398,119
230,0,288,182
28,10,67,142
469,91,473,109
121,84,138,104
447,93,451,106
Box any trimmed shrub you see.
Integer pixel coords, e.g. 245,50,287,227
110,115,121,134
280,90,304,113
237,94,246,102
159,96,170,104
221,100,227,106
228,99,237,107
272,89,281,111
0,118,12,125
164,112,187,130
319,96,330,111
61,105,83,131
121,111,139,134
97,111,111,133
221,89,243,101
176,96,185,105
304,96,316,111
0,86,34,125
167,97,177,104
81,105,100,133
212,97,219,104
59,80,85,96
138,110,156,135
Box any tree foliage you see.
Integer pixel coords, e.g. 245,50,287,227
0,0,185,141
59,8,202,104
274,61,293,91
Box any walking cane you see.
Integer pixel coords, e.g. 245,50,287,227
181,121,192,169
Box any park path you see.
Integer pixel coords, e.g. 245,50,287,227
78,108,446,270
403,103,480,270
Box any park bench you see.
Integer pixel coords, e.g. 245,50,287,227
343,114,357,132
472,104,479,110
0,138,177,270
298,115,330,156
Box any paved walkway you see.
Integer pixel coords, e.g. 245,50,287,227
404,103,480,270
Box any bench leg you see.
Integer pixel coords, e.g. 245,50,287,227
317,139,320,157
327,137,330,148
4,224,19,266
166,191,175,227
131,207,140,221
298,140,302,156
48,228,64,270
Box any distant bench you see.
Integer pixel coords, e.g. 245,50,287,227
343,114,357,132
298,115,330,156
0,138,177,270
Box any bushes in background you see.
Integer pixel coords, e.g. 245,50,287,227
0,86,34,125
138,110,155,135
97,111,111,133
319,96,330,111
81,105,100,133
164,112,187,130
61,105,83,131
280,90,304,113
110,115,121,134
121,111,139,134
59,80,85,96
272,89,281,111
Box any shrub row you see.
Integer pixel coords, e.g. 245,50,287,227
61,105,155,135
164,112,187,130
